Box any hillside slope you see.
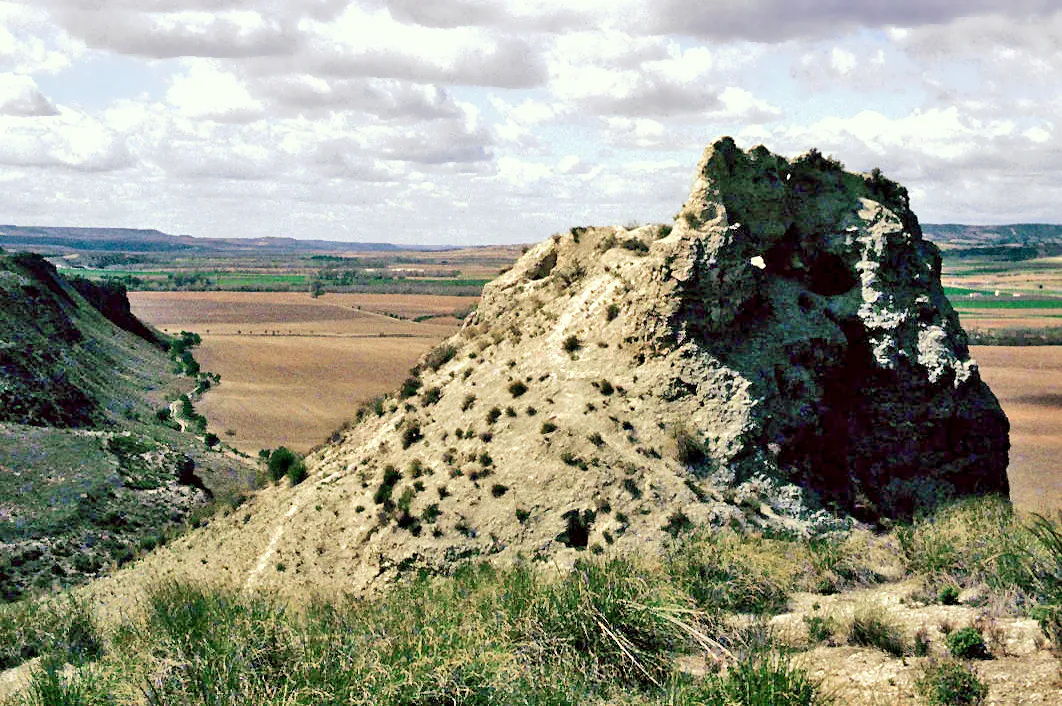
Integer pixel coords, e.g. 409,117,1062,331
0,251,254,600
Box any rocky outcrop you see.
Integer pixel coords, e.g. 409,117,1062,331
247,139,1007,595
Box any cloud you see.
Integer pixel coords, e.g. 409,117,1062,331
166,61,265,122
0,73,59,116
255,76,463,120
0,106,133,171
52,8,298,59
0,4,80,74
301,6,548,88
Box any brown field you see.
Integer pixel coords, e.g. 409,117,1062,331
129,292,471,454
971,346,1062,513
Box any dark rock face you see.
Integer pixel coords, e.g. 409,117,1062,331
663,138,1009,519
69,277,162,348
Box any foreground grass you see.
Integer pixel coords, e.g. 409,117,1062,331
2,496,1058,705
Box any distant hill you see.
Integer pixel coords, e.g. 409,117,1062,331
0,252,255,600
923,223,1062,248
0,225,417,255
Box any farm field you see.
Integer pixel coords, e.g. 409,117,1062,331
129,292,474,454
970,345,1062,513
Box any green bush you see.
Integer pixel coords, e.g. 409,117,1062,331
287,461,308,486
946,627,990,659
266,447,298,483
562,335,582,354
938,584,960,605
508,381,528,397
916,658,988,705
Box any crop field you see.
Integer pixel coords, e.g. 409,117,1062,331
129,292,473,454
970,346,1062,512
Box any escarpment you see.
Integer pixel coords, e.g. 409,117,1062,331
235,138,1008,596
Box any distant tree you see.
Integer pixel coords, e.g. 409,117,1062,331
309,280,325,298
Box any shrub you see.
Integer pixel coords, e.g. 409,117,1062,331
605,303,620,322
562,335,582,354
508,381,528,398
266,447,298,483
374,465,401,506
803,614,834,644
420,386,442,406
486,407,501,424
847,604,905,657
917,658,988,705
540,422,557,434
491,484,509,498
401,423,423,449
398,376,422,399
596,379,614,396
946,627,991,659
620,238,649,254
287,461,308,486
939,584,960,605
424,343,457,371
204,432,220,448
461,394,476,411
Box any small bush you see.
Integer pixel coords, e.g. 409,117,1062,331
266,447,298,483
597,379,614,396
804,614,834,644
398,376,422,399
491,484,509,498
620,238,649,254
424,343,457,371
917,658,988,705
508,381,528,398
946,627,991,659
204,432,220,448
939,584,961,605
562,335,582,354
461,394,476,411
847,604,906,657
374,465,401,506
540,422,557,434
420,386,442,406
605,303,620,322
401,423,423,449
486,407,501,424
287,461,308,486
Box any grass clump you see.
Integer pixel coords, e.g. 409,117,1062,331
507,381,528,398
0,596,102,670
916,658,988,705
666,528,794,615
562,334,582,354
846,603,906,657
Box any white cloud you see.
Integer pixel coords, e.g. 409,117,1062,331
166,61,265,122
0,106,132,171
0,73,59,116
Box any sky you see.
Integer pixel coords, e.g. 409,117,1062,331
1,1,1060,246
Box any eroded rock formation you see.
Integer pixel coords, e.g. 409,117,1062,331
237,139,1008,595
